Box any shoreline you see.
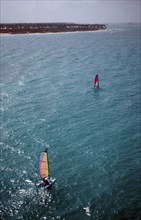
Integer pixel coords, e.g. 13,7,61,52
0,29,107,37
0,22,107,36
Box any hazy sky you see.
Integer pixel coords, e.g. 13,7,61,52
1,0,140,24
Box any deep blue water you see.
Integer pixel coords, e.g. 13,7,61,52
0,23,141,220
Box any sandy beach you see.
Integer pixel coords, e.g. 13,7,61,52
0,29,107,37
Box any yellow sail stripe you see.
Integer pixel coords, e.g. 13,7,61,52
45,152,49,177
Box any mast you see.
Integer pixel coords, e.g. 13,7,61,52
44,148,50,177
47,149,50,178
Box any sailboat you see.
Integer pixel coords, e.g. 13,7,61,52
36,149,56,188
94,74,99,89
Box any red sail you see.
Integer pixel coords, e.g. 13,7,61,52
94,74,99,88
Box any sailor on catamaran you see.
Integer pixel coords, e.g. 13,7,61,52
42,176,52,188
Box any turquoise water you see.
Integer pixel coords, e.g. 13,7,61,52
0,24,141,220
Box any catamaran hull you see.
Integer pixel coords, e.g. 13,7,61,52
36,178,56,188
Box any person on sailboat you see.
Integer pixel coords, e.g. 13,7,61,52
43,176,52,187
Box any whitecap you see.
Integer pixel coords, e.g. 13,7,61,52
10,179,15,183
39,118,46,122
18,80,24,86
0,107,5,112
25,179,33,185
18,189,27,194
83,206,91,217
18,188,34,196
23,170,27,174
1,92,9,99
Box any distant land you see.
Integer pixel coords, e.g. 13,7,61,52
0,23,107,34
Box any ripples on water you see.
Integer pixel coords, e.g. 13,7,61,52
0,24,141,219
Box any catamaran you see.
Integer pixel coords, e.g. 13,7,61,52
36,148,56,188
94,74,99,89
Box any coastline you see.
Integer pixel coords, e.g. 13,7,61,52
0,22,107,36
0,29,107,37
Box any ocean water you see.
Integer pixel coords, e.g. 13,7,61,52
0,23,141,220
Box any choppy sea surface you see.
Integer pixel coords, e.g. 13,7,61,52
0,23,141,220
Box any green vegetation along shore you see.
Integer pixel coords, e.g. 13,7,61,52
0,23,107,34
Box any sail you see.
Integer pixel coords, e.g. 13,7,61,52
94,74,99,88
39,150,49,180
